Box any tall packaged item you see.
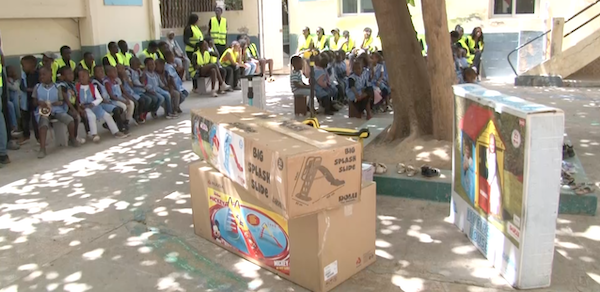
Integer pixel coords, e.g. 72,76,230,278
451,84,564,289
191,106,362,219
189,161,377,292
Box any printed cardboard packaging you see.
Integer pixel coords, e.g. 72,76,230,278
191,106,362,219
189,161,377,292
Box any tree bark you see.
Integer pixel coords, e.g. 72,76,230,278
422,0,455,141
372,0,432,141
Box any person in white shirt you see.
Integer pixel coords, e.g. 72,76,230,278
166,31,191,80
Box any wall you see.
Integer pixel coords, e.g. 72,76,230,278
0,0,86,19
0,19,81,56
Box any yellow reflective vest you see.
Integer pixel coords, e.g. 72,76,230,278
79,60,96,77
466,35,484,63
210,17,227,45
118,52,134,66
105,53,125,67
190,51,211,77
361,36,374,51
457,37,471,62
314,35,329,51
186,25,204,52
249,43,259,58
342,38,354,53
0,55,3,87
55,59,76,71
329,36,345,51
298,35,314,51
219,48,238,66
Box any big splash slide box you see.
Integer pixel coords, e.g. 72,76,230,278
189,161,377,292
451,84,564,289
191,106,362,219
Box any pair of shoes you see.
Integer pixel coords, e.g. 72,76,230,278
69,138,81,148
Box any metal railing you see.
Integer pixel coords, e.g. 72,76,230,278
507,0,600,76
160,0,215,29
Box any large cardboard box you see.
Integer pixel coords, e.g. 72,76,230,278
191,106,362,219
189,161,377,292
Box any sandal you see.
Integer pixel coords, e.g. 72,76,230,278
561,171,575,186
421,165,441,177
374,163,387,174
406,165,417,177
571,183,595,196
397,163,406,174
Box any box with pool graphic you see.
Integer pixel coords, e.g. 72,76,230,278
189,161,377,292
191,106,363,219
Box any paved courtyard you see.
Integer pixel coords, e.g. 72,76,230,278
0,78,599,292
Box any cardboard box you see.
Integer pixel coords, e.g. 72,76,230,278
189,161,377,292
191,106,362,219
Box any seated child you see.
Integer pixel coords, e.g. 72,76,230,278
463,67,478,84
117,64,150,123
104,65,135,132
144,58,175,119
370,52,391,111
92,65,127,132
33,67,80,159
290,56,311,98
165,51,189,114
346,61,374,120
56,66,86,144
314,55,338,115
76,70,127,140
6,66,23,136
155,59,180,117
20,55,41,144
239,40,257,76
129,57,158,123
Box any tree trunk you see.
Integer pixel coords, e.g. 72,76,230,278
422,0,455,141
373,0,432,141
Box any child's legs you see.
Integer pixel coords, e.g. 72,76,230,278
6,101,17,129
111,107,125,130
9,94,21,119
139,94,151,113
20,110,31,138
67,109,81,138
84,108,98,135
115,101,127,114
179,90,189,104
125,100,135,121
38,116,50,150
156,88,172,114
81,111,91,133
169,89,181,111
100,111,120,134
150,93,164,113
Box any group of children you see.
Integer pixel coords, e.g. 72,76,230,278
5,42,189,159
290,48,389,120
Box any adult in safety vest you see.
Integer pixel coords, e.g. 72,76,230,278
209,7,228,57
296,27,314,54
360,27,375,52
314,27,329,52
77,52,96,78
117,40,135,67
466,27,484,74
103,42,125,68
138,41,159,68
41,51,59,82
184,14,203,61
341,30,355,53
243,35,275,82
329,28,345,51
454,25,471,64
55,46,76,73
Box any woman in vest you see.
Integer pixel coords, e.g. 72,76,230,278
209,7,228,57
219,41,244,90
103,42,125,67
184,14,203,62
467,27,484,75
296,27,314,55
360,27,374,52
191,40,228,96
314,27,329,52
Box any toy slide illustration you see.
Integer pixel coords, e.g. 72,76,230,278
223,133,244,175
225,198,265,259
295,156,345,202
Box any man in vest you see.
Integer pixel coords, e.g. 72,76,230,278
242,35,274,82
41,51,59,82
55,46,76,72
455,25,471,64
314,27,329,52
360,27,375,52
209,7,228,57
341,30,354,54
296,27,314,55
329,29,344,51
103,42,125,67
137,41,159,68
117,40,135,67
76,52,96,78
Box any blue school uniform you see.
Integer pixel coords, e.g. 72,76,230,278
314,67,332,99
33,83,67,122
92,78,117,113
78,84,108,118
104,78,127,105
345,70,369,102
19,72,28,110
372,63,389,92
122,77,141,101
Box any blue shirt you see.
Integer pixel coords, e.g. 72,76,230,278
33,83,67,114
145,71,160,91
165,63,184,92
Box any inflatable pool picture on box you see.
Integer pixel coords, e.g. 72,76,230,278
208,188,291,275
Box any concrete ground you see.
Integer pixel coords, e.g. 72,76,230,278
0,78,599,292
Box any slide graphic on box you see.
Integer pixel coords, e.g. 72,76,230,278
293,156,345,203
208,188,290,274
217,127,246,187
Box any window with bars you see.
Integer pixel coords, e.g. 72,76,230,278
492,0,536,17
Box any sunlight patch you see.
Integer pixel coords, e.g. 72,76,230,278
82,248,105,260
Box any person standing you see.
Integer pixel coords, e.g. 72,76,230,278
184,14,203,62
209,7,228,56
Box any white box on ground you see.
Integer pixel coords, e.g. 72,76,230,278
450,84,564,289
241,77,266,109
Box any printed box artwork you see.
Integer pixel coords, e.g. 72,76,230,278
191,106,362,219
451,84,564,289
207,187,290,274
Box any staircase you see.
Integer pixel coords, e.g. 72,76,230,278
509,0,600,86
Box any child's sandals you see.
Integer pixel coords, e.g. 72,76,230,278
571,182,595,196
374,162,387,174
421,165,441,178
397,163,406,174
397,163,418,177
406,165,418,177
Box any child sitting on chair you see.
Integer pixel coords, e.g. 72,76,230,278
346,61,373,120
370,52,391,112
290,56,310,99
314,55,338,116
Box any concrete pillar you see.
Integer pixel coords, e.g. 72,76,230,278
147,0,161,40
550,17,565,57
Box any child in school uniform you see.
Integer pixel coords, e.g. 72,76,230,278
129,57,157,123
119,63,151,123
346,61,374,120
76,70,127,141
155,59,180,117
314,55,337,115
370,52,391,112
290,56,310,106
92,66,127,132
144,58,175,119
6,66,23,136
164,51,189,114
56,66,87,144
19,55,40,144
33,67,79,158
104,66,135,132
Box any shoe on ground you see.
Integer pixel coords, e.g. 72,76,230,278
69,138,80,148
114,132,129,139
93,135,101,143
37,150,46,159
19,138,30,145
7,141,20,150
78,137,86,145
151,112,158,119
211,90,218,97
166,115,174,119
233,87,241,91
176,109,183,114
11,130,23,137
0,155,10,164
